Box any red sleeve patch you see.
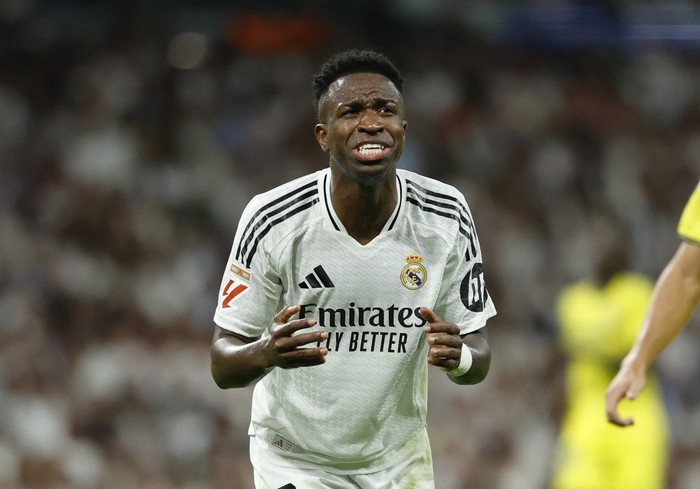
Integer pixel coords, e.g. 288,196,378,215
221,279,249,308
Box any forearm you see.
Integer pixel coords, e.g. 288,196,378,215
627,243,700,370
448,329,491,385
210,331,272,389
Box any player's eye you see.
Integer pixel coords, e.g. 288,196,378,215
339,104,362,117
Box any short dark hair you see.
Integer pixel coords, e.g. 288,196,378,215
312,49,403,114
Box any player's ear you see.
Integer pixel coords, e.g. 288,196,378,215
315,124,329,153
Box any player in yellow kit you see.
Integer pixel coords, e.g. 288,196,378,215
551,236,669,489
607,182,700,427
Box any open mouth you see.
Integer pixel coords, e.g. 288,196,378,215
354,143,389,161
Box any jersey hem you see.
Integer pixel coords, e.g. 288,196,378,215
213,312,258,339
250,426,427,475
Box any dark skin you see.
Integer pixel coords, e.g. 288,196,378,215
314,72,405,244
211,72,490,389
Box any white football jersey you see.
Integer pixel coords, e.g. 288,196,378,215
214,167,496,473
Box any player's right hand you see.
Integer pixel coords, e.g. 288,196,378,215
605,363,647,427
262,305,328,369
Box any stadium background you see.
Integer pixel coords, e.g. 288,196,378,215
2,0,700,487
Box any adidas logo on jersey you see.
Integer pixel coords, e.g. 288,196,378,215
299,265,335,289
271,434,296,452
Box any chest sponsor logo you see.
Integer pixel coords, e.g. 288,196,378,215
221,278,249,308
400,253,427,290
298,303,427,354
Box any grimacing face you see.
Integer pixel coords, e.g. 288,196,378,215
314,72,407,185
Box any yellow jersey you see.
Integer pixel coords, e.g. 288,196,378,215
551,272,669,489
678,181,700,244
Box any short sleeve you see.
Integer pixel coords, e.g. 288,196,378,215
213,197,283,338
433,201,497,335
678,182,700,244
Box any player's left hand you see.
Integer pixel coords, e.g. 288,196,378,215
420,306,463,371
605,359,647,427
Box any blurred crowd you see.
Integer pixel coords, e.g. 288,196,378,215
3,1,700,488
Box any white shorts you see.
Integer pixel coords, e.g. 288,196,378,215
249,433,435,489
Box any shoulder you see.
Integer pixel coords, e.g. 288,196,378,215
248,170,323,209
399,169,468,204
607,272,654,297
241,171,324,226
556,279,599,319
399,169,475,236
235,170,324,267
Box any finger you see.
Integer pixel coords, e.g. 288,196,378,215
272,306,320,337
429,345,461,361
419,306,441,324
272,318,320,343
605,387,635,427
276,330,328,351
427,348,459,370
279,347,329,368
606,407,634,427
626,386,641,400
273,305,301,325
425,326,461,340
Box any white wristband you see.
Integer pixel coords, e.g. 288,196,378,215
447,343,473,378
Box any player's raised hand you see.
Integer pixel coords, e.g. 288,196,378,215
262,305,329,369
605,362,647,427
420,306,463,371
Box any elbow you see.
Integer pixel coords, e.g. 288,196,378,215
210,362,232,389
210,355,259,389
211,365,248,389
210,333,254,389
210,354,246,389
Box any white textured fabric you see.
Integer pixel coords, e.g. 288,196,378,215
250,430,435,488
214,168,496,473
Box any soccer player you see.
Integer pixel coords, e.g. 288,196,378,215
606,181,700,427
210,49,496,489
551,235,668,489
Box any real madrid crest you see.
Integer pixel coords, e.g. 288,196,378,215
401,253,427,290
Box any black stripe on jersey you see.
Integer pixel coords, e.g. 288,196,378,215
236,181,319,266
406,179,474,233
323,173,341,231
235,180,317,261
241,197,319,267
387,174,403,231
405,179,478,259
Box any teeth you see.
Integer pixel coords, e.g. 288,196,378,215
358,144,384,156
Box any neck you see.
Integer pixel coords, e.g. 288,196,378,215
330,172,397,245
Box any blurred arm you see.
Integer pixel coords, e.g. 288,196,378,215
625,241,700,370
606,241,700,426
